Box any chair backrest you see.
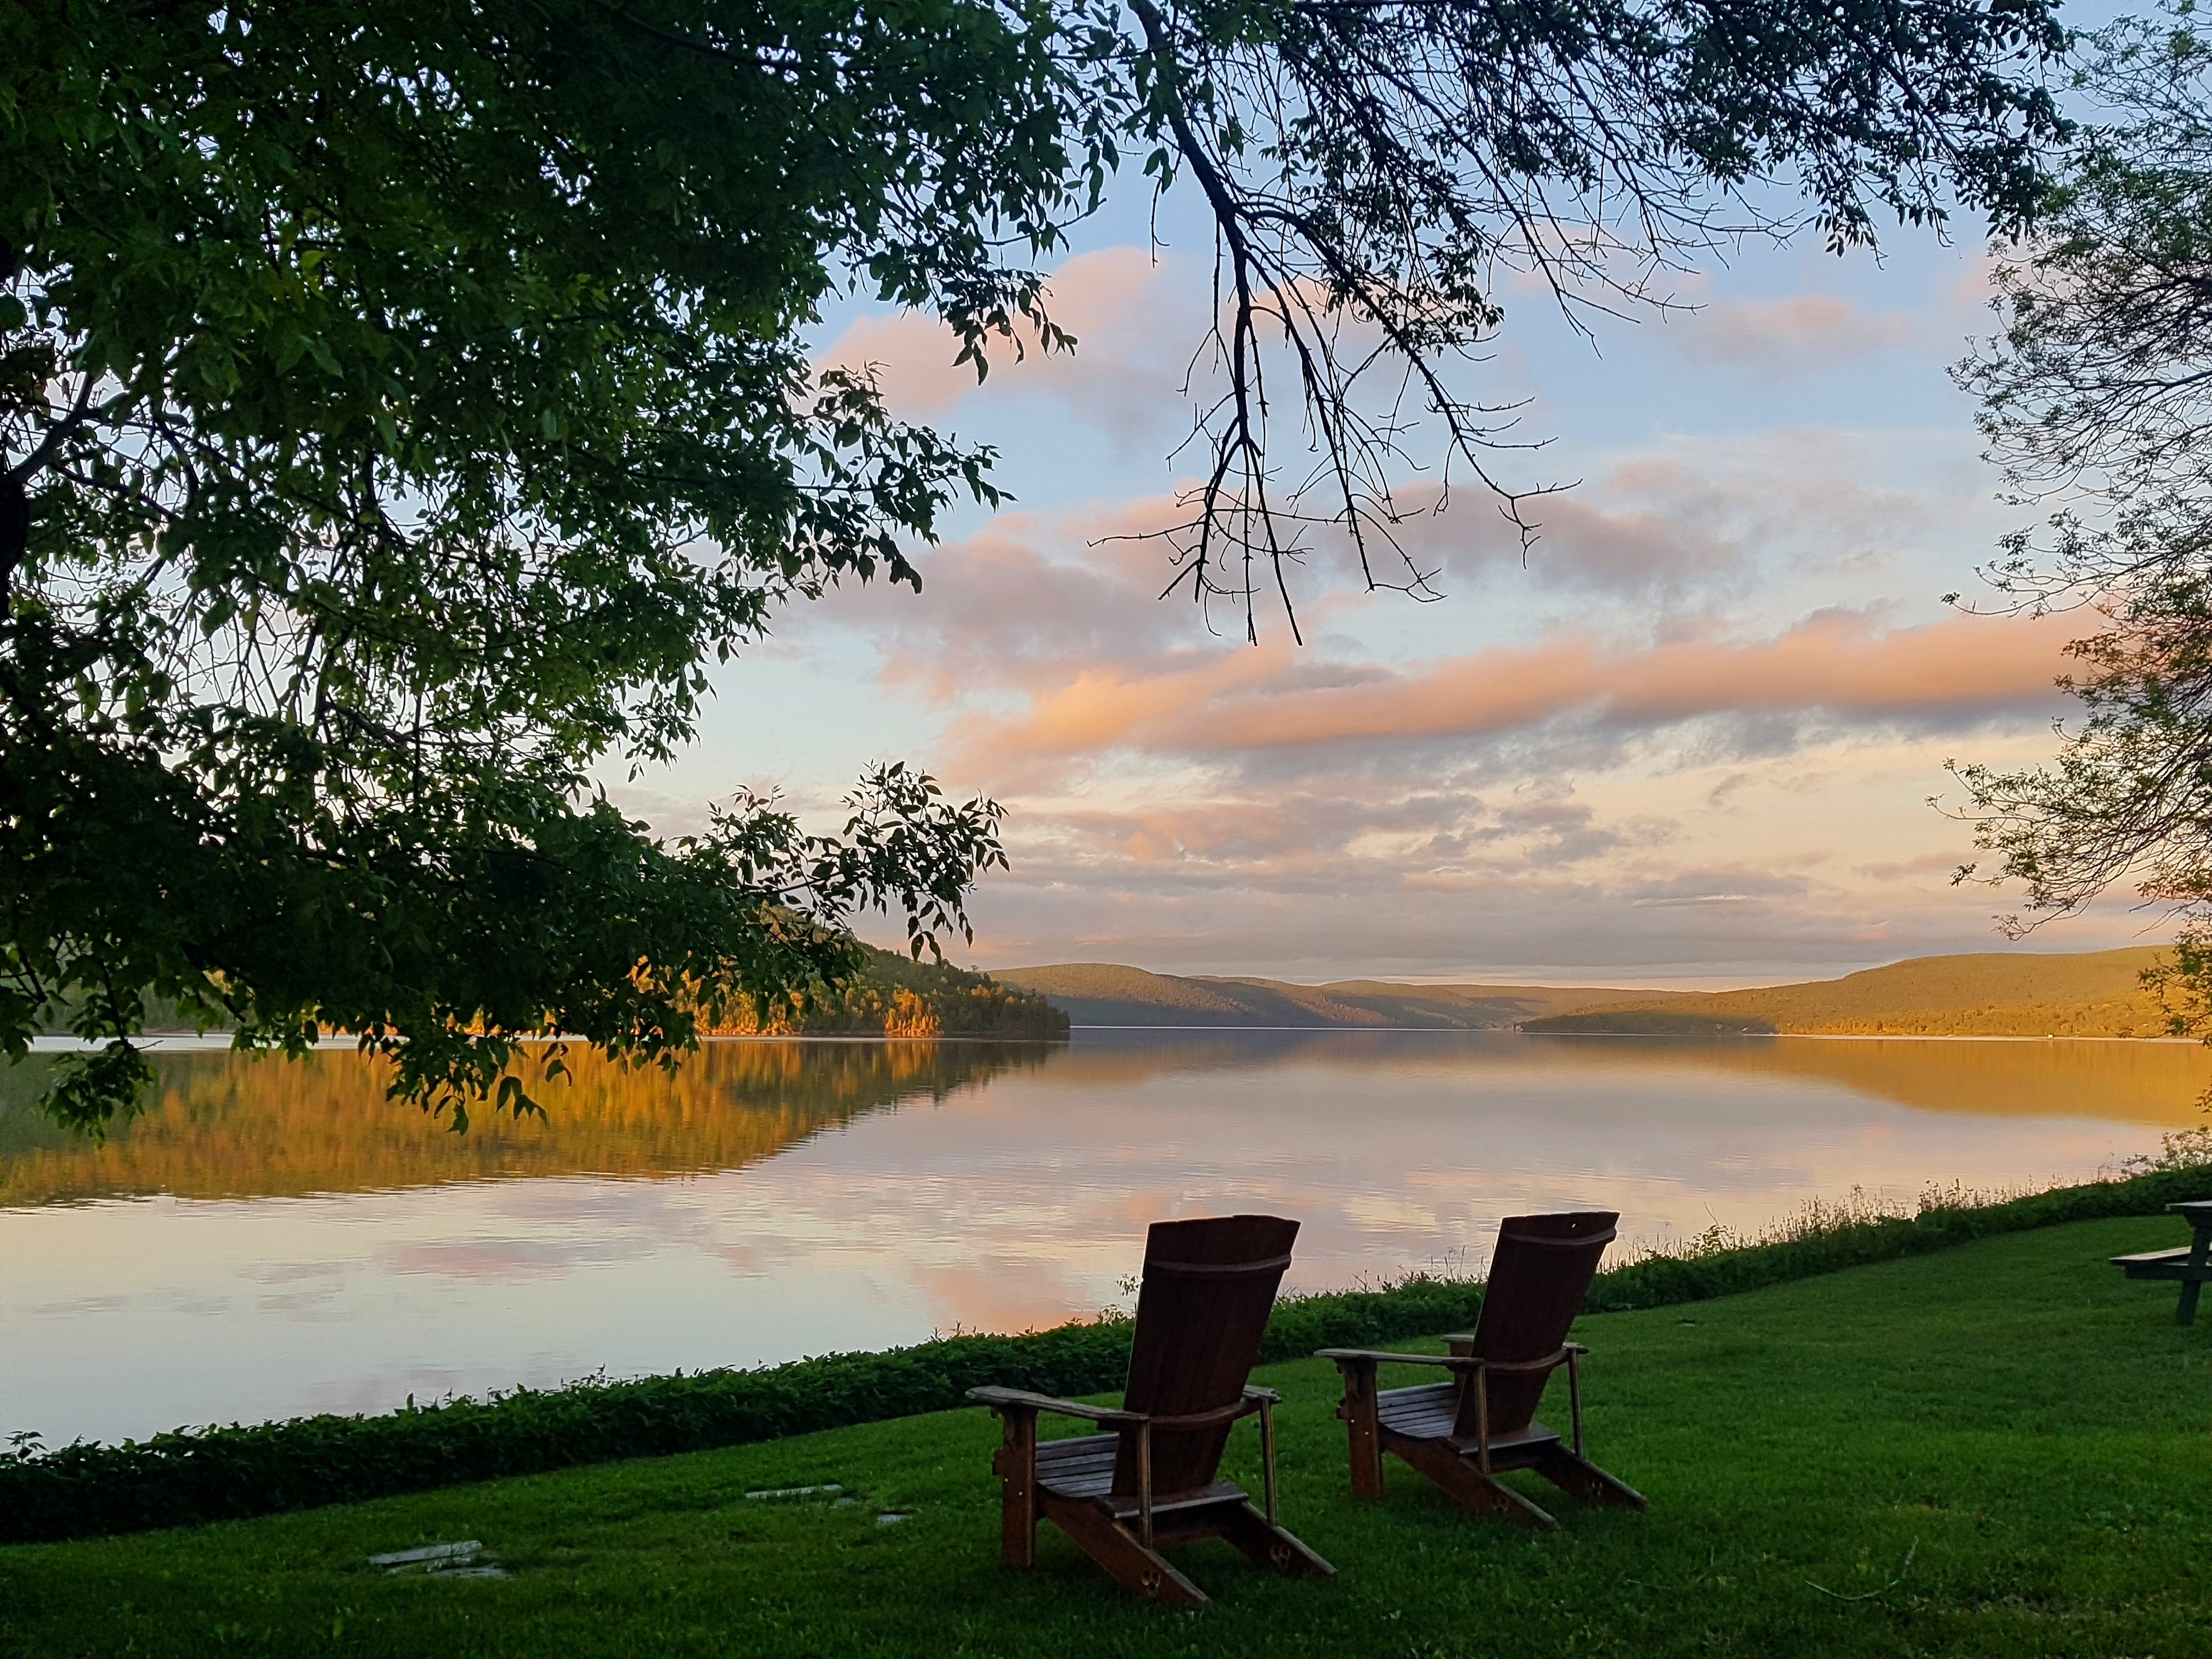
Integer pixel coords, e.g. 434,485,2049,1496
1113,1214,1299,1497
1453,1210,1617,1441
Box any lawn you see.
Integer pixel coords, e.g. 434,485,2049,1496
4,1216,2209,1658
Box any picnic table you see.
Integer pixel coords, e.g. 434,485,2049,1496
2112,1200,2212,1327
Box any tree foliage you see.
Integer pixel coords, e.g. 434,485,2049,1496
1126,0,2071,633
3,0,2070,1129
1,0,1054,1129
1950,9,2212,1025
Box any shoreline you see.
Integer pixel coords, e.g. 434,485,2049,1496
7,1159,2206,1544
21,1027,2212,1051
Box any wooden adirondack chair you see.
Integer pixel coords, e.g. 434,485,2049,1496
1318,1210,1645,1528
968,1214,1337,1606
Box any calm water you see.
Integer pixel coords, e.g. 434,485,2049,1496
3,1030,2205,1446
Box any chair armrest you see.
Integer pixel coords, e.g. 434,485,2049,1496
1479,1344,1585,1377
1318,1344,1587,1375
1143,1389,1282,1434
966,1385,1144,1426
1315,1347,1486,1371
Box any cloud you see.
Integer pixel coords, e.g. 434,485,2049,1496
1667,293,1915,376
823,423,1974,736
816,309,978,417
1237,426,1967,616
1855,849,1975,882
937,755,2150,983
1382,477,1734,599
756,235,2144,985
725,250,2104,985
813,247,1191,436
826,498,1210,704
958,607,2076,767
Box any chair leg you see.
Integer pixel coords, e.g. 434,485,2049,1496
1387,1434,1559,1529
1334,1359,1386,1498
990,1407,1038,1567
1043,1497,1209,1607
1216,1502,1339,1578
1533,1443,1647,1509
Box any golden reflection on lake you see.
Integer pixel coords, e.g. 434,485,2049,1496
0,1040,1047,1206
1531,1034,2212,1122
2,1031,2203,1447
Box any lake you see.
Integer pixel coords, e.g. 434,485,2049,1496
3,1030,2205,1448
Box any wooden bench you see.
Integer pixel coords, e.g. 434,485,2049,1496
2112,1199,2212,1327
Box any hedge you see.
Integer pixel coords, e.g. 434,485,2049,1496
3,1164,2205,1545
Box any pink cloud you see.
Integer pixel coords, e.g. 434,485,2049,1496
816,492,1231,714
958,645,1297,765
814,247,1182,422
819,309,978,416
961,608,2078,764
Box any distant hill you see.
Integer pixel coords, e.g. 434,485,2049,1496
1528,1008,1780,1036
1519,947,2181,1039
991,963,1689,1029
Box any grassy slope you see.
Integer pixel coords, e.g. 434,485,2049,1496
7,1218,2208,1658
1523,947,2183,1038
995,963,1687,1028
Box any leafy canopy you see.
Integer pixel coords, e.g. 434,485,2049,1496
1950,7,2212,1025
2,0,2069,1128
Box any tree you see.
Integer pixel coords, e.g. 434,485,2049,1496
4,0,2070,1131
1949,8,2212,1025
1126,0,2070,634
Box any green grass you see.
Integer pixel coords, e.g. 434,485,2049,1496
6,1217,2210,1658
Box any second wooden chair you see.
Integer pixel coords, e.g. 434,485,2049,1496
1318,1209,1645,1527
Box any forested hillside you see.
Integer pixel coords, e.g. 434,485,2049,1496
1521,949,2181,1037
992,963,1685,1028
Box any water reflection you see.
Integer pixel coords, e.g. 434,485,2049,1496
0,1040,1047,1206
2,1031,2203,1446
1039,1029,2212,1124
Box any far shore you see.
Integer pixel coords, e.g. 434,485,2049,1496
21,1026,2212,1052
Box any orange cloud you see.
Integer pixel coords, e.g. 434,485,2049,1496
944,641,1297,776
966,608,2078,763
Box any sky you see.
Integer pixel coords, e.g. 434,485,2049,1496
608,174,2168,990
